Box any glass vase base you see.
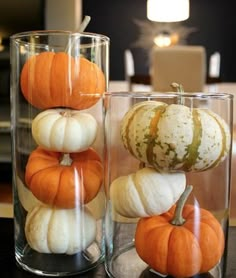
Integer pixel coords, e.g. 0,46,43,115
16,243,104,276
105,243,222,278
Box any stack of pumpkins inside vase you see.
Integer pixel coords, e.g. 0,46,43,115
17,51,106,255
110,99,231,277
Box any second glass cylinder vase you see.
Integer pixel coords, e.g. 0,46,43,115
105,91,233,278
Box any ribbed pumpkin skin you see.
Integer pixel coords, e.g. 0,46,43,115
25,205,96,254
20,52,105,110
110,167,186,218
135,204,225,277
32,108,98,153
121,101,231,172
25,147,103,208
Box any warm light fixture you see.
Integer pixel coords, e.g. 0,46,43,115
147,0,190,22
153,32,179,47
154,34,171,47
133,20,196,50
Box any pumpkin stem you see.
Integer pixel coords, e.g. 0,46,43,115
60,110,71,117
60,153,73,166
171,185,193,226
78,15,91,32
65,15,91,53
171,82,185,105
171,82,184,93
139,162,146,169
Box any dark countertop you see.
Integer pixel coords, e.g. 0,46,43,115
0,217,235,278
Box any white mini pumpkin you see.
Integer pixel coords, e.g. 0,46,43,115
110,167,186,218
121,101,231,172
25,205,96,255
32,109,97,152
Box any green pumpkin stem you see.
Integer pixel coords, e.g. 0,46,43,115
60,153,73,166
171,185,193,226
171,82,185,105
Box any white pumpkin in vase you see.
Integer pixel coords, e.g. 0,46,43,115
32,108,98,152
110,167,186,218
25,205,96,255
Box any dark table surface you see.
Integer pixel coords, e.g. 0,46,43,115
0,217,235,278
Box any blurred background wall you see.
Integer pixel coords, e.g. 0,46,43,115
82,0,236,81
0,0,235,82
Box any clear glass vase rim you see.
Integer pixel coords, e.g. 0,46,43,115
10,30,110,42
105,91,234,100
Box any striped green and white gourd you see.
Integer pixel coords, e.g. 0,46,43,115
121,100,231,172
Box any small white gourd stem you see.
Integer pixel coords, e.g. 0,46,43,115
60,153,73,166
171,185,193,226
65,15,91,53
60,109,71,117
171,82,185,105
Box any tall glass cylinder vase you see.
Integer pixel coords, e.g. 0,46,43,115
10,31,109,276
105,92,233,278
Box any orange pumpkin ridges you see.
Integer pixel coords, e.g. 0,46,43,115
135,204,225,277
20,51,105,110
25,147,103,208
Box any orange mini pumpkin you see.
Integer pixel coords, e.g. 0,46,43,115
20,52,105,110
25,147,103,208
135,193,225,277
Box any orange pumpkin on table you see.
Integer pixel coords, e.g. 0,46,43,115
25,147,103,208
135,186,225,277
20,52,106,110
